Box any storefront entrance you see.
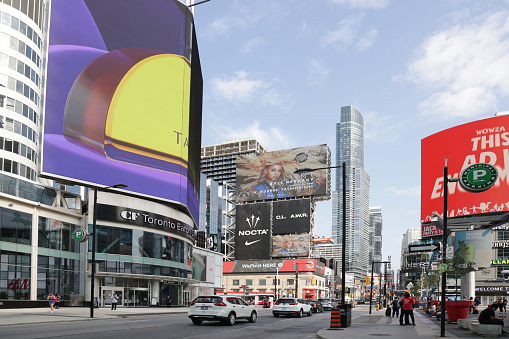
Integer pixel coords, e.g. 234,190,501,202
126,288,149,307
101,288,124,307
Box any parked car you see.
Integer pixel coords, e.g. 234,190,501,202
356,299,365,304
318,298,334,310
308,300,324,313
272,298,313,318
188,295,257,325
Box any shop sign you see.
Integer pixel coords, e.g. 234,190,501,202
493,240,509,248
475,286,509,293
97,204,195,241
491,259,509,265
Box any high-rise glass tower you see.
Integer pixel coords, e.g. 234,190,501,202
332,106,370,280
369,206,383,275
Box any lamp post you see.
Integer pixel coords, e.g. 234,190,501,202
90,183,127,318
369,261,390,314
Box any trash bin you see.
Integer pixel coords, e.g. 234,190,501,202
338,304,351,328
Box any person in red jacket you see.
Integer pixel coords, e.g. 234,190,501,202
401,292,416,326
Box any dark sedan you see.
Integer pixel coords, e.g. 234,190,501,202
308,300,324,313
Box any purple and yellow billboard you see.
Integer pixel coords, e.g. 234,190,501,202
42,0,202,223
236,145,330,202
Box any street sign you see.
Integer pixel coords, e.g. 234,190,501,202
459,163,498,192
408,243,440,253
440,264,447,273
72,229,88,242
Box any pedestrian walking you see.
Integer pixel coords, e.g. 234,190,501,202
47,293,58,313
111,293,119,310
391,298,400,318
167,295,172,307
55,293,62,309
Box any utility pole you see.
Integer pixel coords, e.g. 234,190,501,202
295,263,299,299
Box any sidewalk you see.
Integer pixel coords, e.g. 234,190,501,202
0,305,190,327
317,307,496,339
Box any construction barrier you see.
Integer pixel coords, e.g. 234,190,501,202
330,304,352,329
330,308,342,329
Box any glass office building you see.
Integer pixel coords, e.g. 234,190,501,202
332,106,371,280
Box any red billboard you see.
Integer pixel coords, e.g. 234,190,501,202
421,115,509,223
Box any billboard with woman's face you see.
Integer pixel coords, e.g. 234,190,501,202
421,115,509,223
41,0,202,223
272,234,310,258
236,145,330,202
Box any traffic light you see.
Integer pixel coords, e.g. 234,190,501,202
292,258,296,270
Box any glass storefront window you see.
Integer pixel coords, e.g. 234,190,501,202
38,217,79,252
0,207,31,245
0,251,31,300
37,256,80,299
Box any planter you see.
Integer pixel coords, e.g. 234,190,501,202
445,300,472,322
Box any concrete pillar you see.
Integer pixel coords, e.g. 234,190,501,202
460,271,475,299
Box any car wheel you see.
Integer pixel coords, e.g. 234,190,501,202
297,309,303,318
226,312,236,326
248,311,257,323
191,318,202,325
273,313,279,317
308,309,312,316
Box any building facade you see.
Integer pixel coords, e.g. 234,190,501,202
332,106,371,280
197,173,223,253
369,206,383,275
201,138,266,185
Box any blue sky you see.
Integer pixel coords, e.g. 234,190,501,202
193,0,509,272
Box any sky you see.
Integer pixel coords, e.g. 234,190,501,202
193,0,509,273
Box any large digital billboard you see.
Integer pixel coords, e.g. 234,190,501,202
271,234,310,258
41,0,202,223
421,115,509,223
272,199,311,234
236,145,330,202
235,203,271,260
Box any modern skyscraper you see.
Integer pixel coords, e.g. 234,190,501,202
197,173,223,253
369,206,383,275
332,106,371,280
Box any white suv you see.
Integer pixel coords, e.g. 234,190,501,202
272,298,312,318
188,295,257,325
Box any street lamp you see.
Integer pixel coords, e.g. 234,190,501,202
430,159,458,337
90,183,128,318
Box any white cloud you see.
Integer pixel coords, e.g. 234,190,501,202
298,20,315,38
308,59,331,87
364,111,403,142
321,14,378,51
240,36,268,55
406,210,419,215
327,0,390,9
212,121,293,151
209,71,293,111
383,186,421,197
200,1,288,40
404,11,509,119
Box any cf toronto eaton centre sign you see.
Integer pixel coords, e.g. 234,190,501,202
459,163,498,193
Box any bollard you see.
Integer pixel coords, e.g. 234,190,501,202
330,308,342,329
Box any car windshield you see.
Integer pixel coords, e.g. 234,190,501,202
194,296,223,304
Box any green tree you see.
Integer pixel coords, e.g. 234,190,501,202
446,240,476,299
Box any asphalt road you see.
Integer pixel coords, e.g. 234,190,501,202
1,307,334,339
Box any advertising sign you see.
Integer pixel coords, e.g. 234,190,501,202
42,0,203,223
96,204,195,241
455,229,493,268
272,234,310,258
422,223,443,238
236,145,330,202
223,258,325,276
235,203,271,260
272,199,311,234
421,115,509,223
